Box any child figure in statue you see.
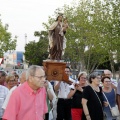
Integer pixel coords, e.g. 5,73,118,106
62,18,69,55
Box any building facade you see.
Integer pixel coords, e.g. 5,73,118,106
4,51,23,66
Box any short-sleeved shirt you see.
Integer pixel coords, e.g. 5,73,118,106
0,85,9,118
3,82,48,120
117,81,120,95
56,81,71,99
82,85,104,120
71,87,85,108
103,89,117,120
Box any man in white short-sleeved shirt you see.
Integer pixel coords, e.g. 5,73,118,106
54,66,73,120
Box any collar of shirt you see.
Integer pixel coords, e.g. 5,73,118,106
24,82,41,95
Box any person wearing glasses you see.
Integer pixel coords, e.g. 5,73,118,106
54,66,73,120
67,72,87,120
5,74,16,90
2,65,48,120
103,69,117,89
82,72,105,120
102,76,117,120
2,71,27,110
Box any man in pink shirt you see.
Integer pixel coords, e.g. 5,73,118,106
2,65,48,120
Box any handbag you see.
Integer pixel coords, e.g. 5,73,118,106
103,112,107,120
90,86,107,120
103,92,120,117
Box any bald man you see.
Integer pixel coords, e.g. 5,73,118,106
104,69,117,89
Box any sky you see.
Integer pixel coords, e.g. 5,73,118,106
0,0,75,51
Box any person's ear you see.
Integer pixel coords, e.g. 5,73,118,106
29,76,33,82
91,78,94,82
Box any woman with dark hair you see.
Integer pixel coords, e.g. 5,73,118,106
48,13,65,60
82,72,105,120
102,76,118,120
67,72,87,120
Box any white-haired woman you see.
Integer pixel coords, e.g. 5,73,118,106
67,72,88,120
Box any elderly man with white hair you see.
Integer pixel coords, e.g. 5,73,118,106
3,65,48,120
104,69,118,88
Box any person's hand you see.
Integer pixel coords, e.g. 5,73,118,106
76,85,83,92
104,101,109,107
63,27,67,31
73,83,78,89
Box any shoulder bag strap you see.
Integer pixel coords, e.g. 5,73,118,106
102,92,112,109
90,85,103,107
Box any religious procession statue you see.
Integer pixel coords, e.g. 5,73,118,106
43,13,71,84
48,13,68,60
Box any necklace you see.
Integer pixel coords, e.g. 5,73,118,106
91,85,99,92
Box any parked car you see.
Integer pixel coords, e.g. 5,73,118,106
93,69,104,75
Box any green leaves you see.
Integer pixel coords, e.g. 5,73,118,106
62,0,120,72
24,31,49,66
25,0,120,72
0,21,16,57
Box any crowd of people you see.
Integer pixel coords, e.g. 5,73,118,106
0,65,120,120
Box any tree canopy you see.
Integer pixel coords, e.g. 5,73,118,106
0,19,17,57
24,31,49,66
25,0,120,73
46,0,120,73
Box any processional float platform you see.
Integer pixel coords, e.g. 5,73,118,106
43,60,72,84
